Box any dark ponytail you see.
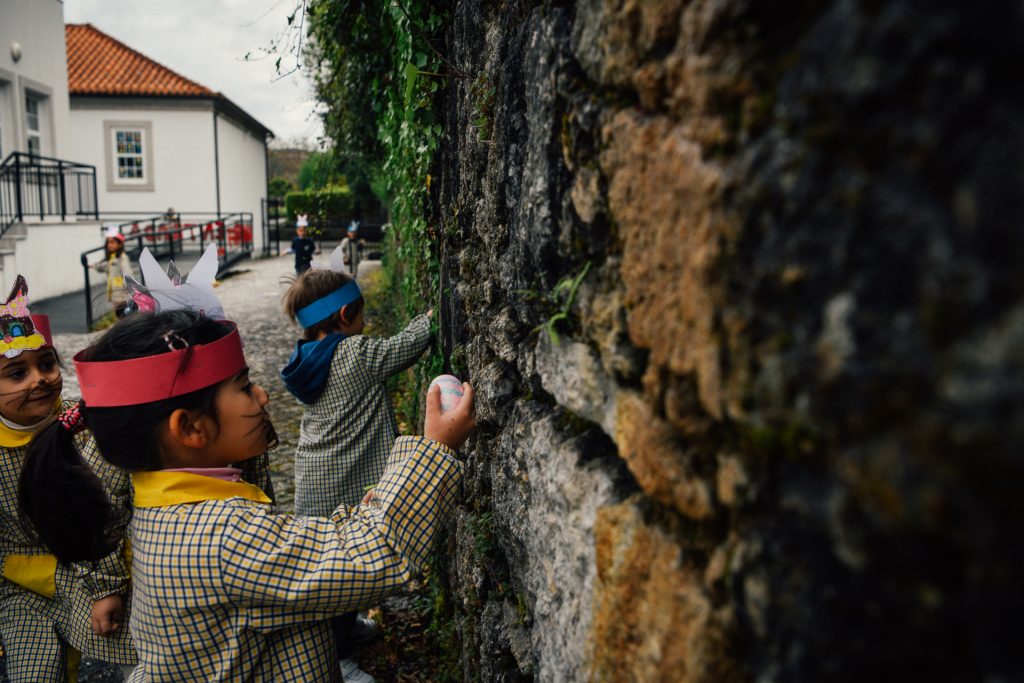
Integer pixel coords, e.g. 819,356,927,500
19,310,231,563
19,416,118,563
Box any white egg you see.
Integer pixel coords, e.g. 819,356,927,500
429,374,464,413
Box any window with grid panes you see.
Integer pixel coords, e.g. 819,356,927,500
114,128,146,182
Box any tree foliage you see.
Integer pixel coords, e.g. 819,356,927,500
305,1,390,200
296,150,341,191
305,0,451,421
268,176,295,198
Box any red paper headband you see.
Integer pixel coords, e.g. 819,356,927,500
30,314,52,347
75,325,246,407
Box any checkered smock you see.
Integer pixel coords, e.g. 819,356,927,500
0,404,136,682
126,435,461,682
237,450,276,504
294,314,431,515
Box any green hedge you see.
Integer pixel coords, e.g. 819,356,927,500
284,189,355,222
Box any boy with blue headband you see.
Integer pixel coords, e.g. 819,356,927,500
281,260,433,682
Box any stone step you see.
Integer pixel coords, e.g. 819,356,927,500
0,235,25,251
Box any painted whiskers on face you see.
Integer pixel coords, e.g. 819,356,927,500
0,348,62,425
236,371,278,451
241,405,279,451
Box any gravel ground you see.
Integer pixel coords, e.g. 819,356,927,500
16,251,383,681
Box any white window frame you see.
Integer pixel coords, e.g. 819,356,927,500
113,128,145,183
15,79,53,158
104,120,154,191
0,81,7,159
24,95,41,156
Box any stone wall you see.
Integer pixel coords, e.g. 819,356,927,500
434,1,1024,680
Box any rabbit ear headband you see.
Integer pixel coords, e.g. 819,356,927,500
74,322,245,407
124,243,226,320
76,244,243,407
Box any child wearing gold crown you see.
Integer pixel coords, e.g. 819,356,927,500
20,246,474,681
0,275,137,681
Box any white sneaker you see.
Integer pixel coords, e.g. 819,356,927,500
340,658,375,683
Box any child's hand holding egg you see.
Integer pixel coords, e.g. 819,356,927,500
428,374,465,413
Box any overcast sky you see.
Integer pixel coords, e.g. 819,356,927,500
63,0,323,146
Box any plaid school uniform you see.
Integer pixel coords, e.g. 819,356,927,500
294,314,431,515
0,403,136,682
237,450,275,504
126,435,461,682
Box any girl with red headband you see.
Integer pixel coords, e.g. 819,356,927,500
21,306,474,681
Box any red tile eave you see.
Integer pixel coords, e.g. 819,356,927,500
65,23,214,98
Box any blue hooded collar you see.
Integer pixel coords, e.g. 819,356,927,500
280,333,346,404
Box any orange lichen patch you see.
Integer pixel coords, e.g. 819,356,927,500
65,24,214,97
601,110,737,420
590,500,738,682
715,454,749,507
614,392,714,520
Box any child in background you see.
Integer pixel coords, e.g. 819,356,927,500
281,258,433,681
283,215,317,274
21,309,474,681
339,221,362,277
0,275,136,681
92,226,134,317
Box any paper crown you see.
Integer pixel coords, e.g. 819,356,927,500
0,275,52,359
125,244,226,320
75,323,245,407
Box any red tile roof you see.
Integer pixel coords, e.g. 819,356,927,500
65,23,214,97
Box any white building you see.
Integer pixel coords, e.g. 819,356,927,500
0,0,97,300
65,23,272,255
0,3,272,303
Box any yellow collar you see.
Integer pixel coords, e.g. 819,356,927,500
0,397,62,447
133,471,272,508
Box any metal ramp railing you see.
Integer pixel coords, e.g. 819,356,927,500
80,212,254,329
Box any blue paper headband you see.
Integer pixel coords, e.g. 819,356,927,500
296,281,362,328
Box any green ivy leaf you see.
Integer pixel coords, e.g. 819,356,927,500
404,62,419,106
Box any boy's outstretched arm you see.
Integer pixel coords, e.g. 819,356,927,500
361,310,434,379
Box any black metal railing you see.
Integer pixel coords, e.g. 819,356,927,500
0,152,98,236
261,197,287,257
80,212,254,330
